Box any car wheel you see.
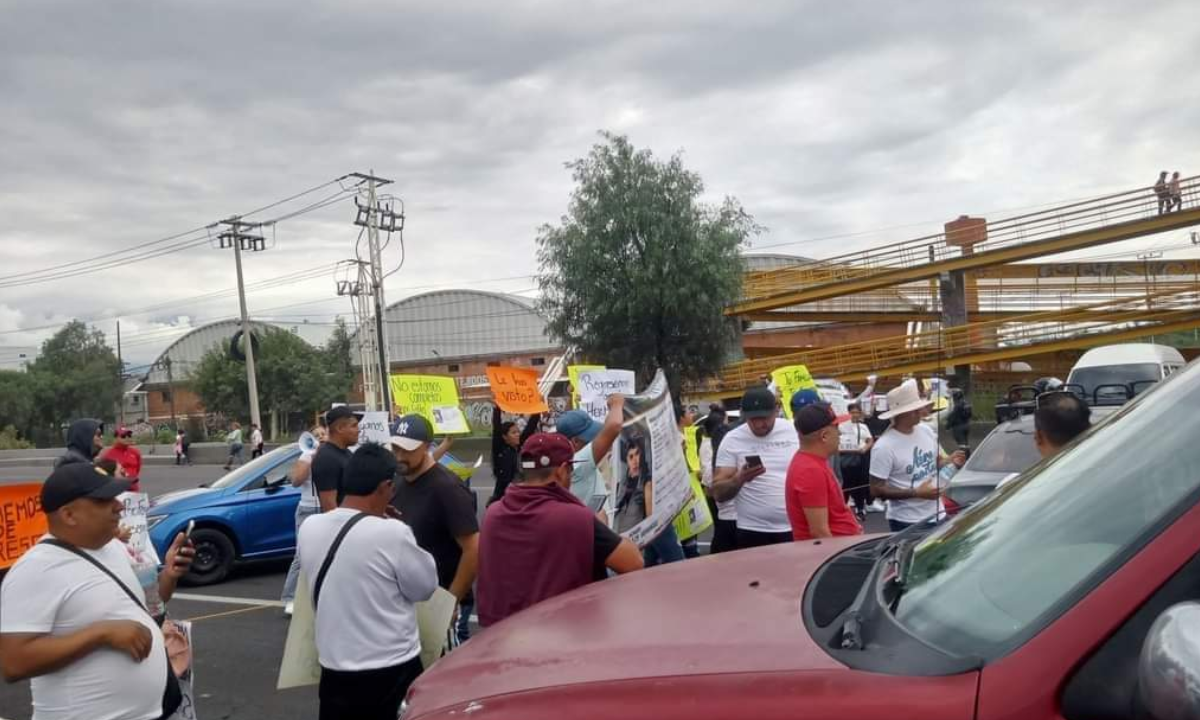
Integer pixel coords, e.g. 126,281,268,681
184,528,236,586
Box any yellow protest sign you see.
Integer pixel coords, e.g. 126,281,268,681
486,367,550,414
568,364,605,407
0,483,47,569
771,364,818,419
672,474,713,541
388,375,470,435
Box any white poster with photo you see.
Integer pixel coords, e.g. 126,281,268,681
578,369,636,422
118,492,160,567
431,405,470,435
608,370,691,549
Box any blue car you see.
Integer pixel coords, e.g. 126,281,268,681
148,445,303,586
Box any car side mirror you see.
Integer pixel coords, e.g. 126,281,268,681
1137,602,1200,720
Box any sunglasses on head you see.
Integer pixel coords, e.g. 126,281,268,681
118,431,133,438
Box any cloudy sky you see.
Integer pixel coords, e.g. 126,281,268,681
1,0,1197,369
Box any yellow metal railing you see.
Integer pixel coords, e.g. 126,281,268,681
739,176,1200,304
719,286,1200,391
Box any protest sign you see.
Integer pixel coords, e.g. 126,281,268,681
431,406,470,435
356,411,390,445
486,366,549,414
163,619,198,719
118,492,160,567
278,575,458,689
816,387,850,418
772,364,818,419
389,375,470,435
0,483,46,569
568,364,605,406
609,370,692,549
672,425,712,541
578,369,636,422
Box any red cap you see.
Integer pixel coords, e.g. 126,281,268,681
520,433,576,470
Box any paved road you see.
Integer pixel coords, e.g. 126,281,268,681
0,464,889,720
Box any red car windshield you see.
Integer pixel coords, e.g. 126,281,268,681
893,360,1200,661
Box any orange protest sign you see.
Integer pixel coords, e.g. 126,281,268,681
0,483,47,569
486,366,550,414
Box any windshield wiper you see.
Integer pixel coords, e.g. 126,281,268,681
839,519,938,650
840,539,905,650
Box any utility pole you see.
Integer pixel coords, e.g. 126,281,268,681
116,320,125,427
350,171,401,414
216,217,267,430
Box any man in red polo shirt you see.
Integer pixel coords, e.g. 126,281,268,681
786,402,862,541
476,433,643,627
102,426,143,492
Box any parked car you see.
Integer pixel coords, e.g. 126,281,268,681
148,445,304,585
1067,343,1185,405
944,404,1120,514
148,443,483,585
402,358,1200,720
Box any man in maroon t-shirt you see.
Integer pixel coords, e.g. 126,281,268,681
476,433,643,628
101,426,143,493
786,403,862,541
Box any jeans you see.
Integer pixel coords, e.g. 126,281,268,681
318,656,423,720
681,536,700,559
456,591,474,644
281,504,321,602
643,525,686,566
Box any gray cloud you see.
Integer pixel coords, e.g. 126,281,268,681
1,0,1198,367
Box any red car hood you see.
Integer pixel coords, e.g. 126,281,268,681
407,536,871,715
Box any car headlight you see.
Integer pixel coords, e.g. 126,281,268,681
146,514,167,530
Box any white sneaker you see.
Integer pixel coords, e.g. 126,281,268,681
867,501,885,514
284,601,294,617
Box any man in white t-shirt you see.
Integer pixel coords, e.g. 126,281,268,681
298,442,438,720
712,386,800,548
1,462,195,720
280,424,328,614
554,395,626,517
869,383,965,532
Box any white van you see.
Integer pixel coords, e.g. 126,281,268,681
1067,343,1186,404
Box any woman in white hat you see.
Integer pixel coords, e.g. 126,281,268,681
868,382,966,532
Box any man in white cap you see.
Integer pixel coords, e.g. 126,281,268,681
869,382,966,532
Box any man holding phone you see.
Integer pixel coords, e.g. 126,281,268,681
712,386,799,549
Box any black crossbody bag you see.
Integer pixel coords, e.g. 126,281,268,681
312,512,369,610
40,539,183,720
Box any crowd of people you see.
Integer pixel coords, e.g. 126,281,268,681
0,374,1104,720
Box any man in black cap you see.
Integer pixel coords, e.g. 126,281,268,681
312,406,361,512
1,463,195,720
711,386,799,548
387,415,480,607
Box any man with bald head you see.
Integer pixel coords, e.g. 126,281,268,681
1,462,195,720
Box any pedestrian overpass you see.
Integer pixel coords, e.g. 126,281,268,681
713,286,1200,393
730,176,1200,315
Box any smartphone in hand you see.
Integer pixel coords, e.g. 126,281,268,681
745,455,763,470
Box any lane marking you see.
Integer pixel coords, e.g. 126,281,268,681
184,604,275,623
173,592,285,607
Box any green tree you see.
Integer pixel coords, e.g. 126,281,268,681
24,321,122,440
536,132,758,395
0,370,36,440
189,326,350,429
321,317,355,399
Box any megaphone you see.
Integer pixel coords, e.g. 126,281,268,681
298,431,318,453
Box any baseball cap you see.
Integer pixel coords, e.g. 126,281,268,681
795,402,847,435
740,386,778,419
556,410,602,443
520,433,577,470
386,414,432,452
116,426,133,438
789,388,824,416
324,406,362,426
41,462,131,513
